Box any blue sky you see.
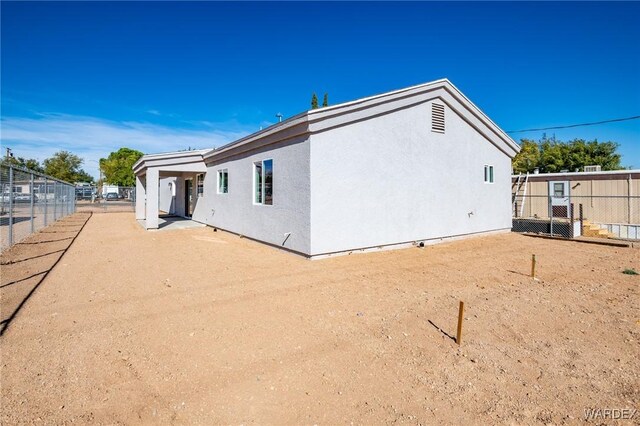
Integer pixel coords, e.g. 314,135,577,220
2,1,639,178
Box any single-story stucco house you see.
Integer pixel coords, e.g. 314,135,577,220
133,79,520,258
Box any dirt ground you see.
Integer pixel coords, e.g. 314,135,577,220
1,213,638,425
1,213,92,335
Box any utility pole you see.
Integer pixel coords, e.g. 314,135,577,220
5,147,12,159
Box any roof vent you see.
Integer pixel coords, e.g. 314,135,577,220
584,165,601,172
431,103,445,133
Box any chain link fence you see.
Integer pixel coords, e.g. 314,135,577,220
512,194,640,240
1,164,77,251
75,186,135,213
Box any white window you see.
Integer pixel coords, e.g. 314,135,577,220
217,169,228,194
253,159,273,205
553,182,565,197
196,173,204,197
484,165,494,183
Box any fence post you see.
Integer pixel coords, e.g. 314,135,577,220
54,181,58,221
30,172,35,233
44,177,48,226
579,204,583,232
548,195,554,237
569,202,574,238
64,185,68,217
8,166,14,246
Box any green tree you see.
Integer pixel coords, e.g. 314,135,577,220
0,156,44,173
511,139,540,174
43,151,94,183
99,147,144,186
512,138,623,173
322,93,328,107
311,93,319,109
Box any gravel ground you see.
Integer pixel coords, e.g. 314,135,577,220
1,212,638,425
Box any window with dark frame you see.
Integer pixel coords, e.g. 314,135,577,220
253,159,273,205
484,165,494,183
196,173,204,197
218,169,228,194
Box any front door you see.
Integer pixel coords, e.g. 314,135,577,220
549,180,570,218
184,179,192,217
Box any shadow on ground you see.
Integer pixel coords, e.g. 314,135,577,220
0,212,92,336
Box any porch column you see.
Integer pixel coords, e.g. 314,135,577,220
145,168,159,229
135,174,146,220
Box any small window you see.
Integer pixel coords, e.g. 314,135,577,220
484,165,494,183
196,173,204,197
253,159,273,205
431,103,445,133
553,183,564,197
217,169,228,194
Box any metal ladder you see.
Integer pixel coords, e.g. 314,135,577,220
512,173,529,217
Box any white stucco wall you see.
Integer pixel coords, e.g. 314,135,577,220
159,177,176,214
195,137,311,254
170,173,200,218
174,176,186,217
309,100,512,256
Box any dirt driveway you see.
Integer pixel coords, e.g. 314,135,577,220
1,213,638,424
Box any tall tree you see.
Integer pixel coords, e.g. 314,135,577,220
43,151,94,183
310,93,319,109
0,156,44,173
512,138,623,173
322,93,328,107
99,147,144,186
511,139,540,174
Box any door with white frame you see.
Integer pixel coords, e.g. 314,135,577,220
549,180,570,218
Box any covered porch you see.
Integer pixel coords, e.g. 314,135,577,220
132,150,209,230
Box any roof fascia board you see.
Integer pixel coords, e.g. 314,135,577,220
132,149,209,171
203,79,519,162
307,85,519,158
513,170,640,180
203,114,308,161
204,121,309,164
308,79,519,156
202,81,453,161
438,88,519,158
309,78,450,115
133,152,207,175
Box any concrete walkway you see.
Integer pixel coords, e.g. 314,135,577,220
137,215,206,231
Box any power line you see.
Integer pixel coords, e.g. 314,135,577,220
506,115,640,133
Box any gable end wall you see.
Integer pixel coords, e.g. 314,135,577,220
309,99,512,256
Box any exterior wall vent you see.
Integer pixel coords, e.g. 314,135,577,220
584,165,601,172
431,103,445,133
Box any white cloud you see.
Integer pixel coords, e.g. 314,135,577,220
0,113,252,179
